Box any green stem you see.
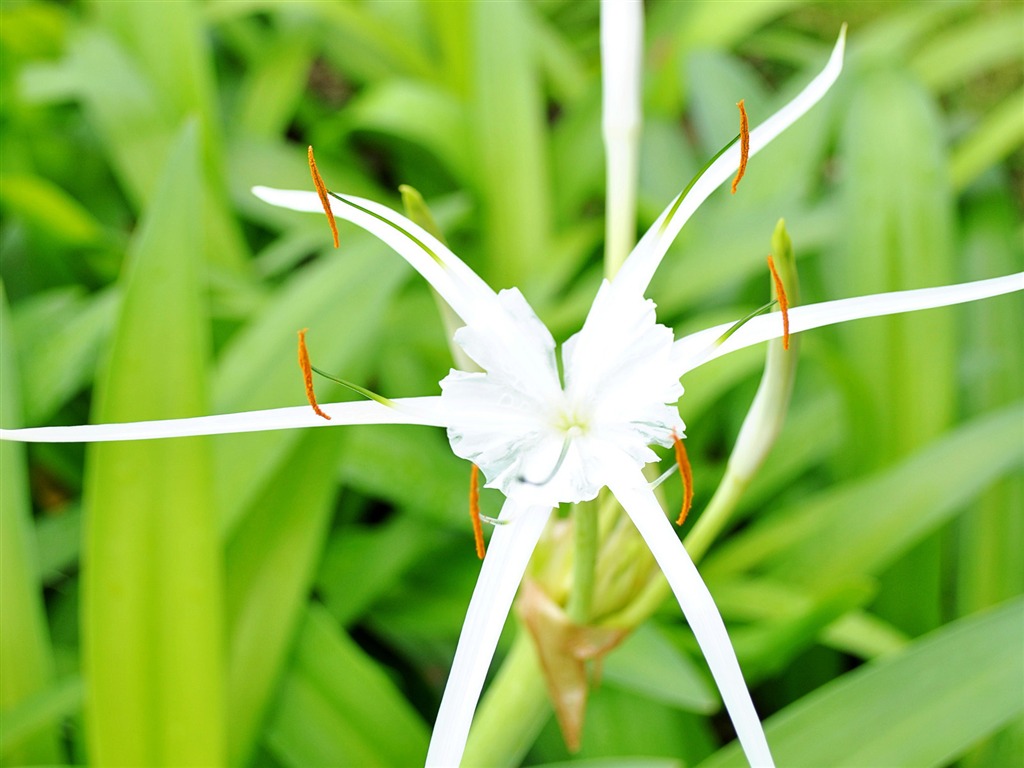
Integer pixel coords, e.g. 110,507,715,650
566,503,598,623
684,472,749,565
462,631,550,768
606,473,745,629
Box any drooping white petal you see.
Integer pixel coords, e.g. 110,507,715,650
252,185,497,326
425,501,553,768
603,457,774,768
601,0,644,273
612,27,846,297
673,272,1024,375
0,397,450,443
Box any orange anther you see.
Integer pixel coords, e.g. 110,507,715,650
470,464,485,559
672,430,694,526
731,99,750,195
767,254,790,350
297,328,331,420
308,145,340,248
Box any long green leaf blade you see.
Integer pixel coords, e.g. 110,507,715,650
82,122,224,765
698,598,1024,768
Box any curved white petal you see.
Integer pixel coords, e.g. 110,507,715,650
674,272,1024,375
252,185,497,326
613,27,846,297
0,396,449,443
426,501,553,768
604,458,774,768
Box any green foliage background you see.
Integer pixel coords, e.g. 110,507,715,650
1,1,1021,766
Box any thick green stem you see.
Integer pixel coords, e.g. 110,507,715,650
566,504,598,623
461,631,550,768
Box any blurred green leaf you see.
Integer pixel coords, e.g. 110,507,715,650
224,428,342,767
470,0,552,288
232,23,316,140
0,285,61,764
211,237,405,535
0,676,82,761
708,402,1024,586
698,597,1024,768
317,515,444,627
347,81,471,184
265,603,429,767
81,121,224,766
34,503,82,586
0,174,106,247
12,287,117,424
836,67,957,635
603,624,717,713
950,87,1024,193
910,6,1024,92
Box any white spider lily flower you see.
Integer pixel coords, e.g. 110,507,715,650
4,28,1024,768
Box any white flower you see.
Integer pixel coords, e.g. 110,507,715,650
3,24,1024,768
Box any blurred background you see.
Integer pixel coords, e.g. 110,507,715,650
1,1,1021,766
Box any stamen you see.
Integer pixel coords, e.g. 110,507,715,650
767,253,791,350
470,464,485,560
649,463,678,490
730,99,750,195
297,328,331,420
672,430,694,526
517,436,573,487
309,366,395,408
714,299,778,347
308,145,340,248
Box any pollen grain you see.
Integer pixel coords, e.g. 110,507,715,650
673,431,694,526
470,464,486,559
308,145,340,248
298,328,331,420
731,99,750,195
767,254,791,350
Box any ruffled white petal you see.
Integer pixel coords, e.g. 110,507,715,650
452,287,561,399
252,186,497,327
425,501,553,768
673,272,1024,376
603,457,774,768
612,27,846,297
564,280,683,416
0,397,450,443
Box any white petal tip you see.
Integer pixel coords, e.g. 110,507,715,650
251,185,322,213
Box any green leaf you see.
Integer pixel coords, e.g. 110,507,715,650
603,624,717,713
950,87,1024,193
265,603,430,767
697,598,1024,768
35,504,82,587
224,428,342,767
707,402,1024,587
954,193,1024,615
470,0,552,288
232,24,316,140
835,67,958,635
0,173,107,247
12,287,118,424
211,236,404,535
910,6,1024,92
316,516,443,627
0,676,83,760
347,81,471,184
81,121,224,766
0,285,61,764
